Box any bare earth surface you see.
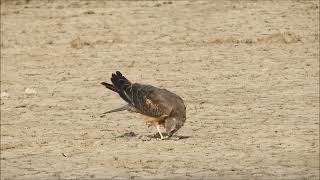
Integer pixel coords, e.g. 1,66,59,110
1,0,319,179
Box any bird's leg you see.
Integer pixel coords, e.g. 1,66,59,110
155,125,164,139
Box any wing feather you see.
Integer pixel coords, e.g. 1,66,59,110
129,84,169,118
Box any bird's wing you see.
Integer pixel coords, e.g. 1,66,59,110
129,84,171,118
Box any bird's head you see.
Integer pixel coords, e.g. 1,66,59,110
164,116,186,137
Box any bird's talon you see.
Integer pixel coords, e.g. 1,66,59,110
161,136,170,140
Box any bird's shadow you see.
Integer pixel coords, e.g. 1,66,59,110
116,132,137,138
116,132,191,140
146,133,191,140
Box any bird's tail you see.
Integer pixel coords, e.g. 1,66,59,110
101,71,133,105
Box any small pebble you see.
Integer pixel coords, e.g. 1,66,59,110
70,37,82,49
1,92,9,97
138,135,151,141
25,88,37,95
84,10,95,14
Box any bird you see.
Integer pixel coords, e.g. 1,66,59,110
101,71,186,140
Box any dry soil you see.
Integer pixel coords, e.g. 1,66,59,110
1,0,319,179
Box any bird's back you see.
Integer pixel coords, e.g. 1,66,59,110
130,84,183,118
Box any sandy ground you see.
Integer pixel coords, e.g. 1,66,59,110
1,0,319,179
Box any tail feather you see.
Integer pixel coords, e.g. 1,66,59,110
101,82,118,93
110,71,133,105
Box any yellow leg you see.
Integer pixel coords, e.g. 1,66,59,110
156,125,164,139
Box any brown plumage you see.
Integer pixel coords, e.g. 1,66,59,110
101,71,186,139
